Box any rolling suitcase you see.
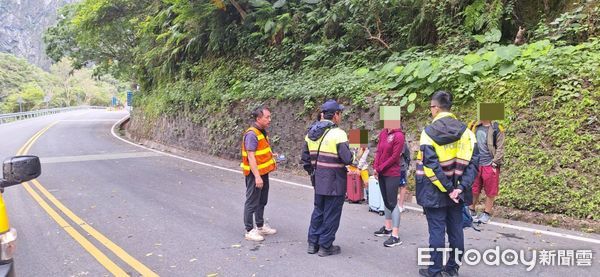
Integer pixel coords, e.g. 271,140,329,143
368,176,385,215
346,170,364,203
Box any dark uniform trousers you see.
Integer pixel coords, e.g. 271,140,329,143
424,204,464,275
307,194,345,248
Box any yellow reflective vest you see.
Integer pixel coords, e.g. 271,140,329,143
416,112,476,192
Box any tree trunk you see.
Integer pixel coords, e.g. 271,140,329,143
229,0,247,20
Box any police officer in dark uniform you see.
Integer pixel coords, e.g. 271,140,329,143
416,91,479,277
301,100,354,257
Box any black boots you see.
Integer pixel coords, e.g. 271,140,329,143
317,245,341,257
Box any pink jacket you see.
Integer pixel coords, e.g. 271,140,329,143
373,128,405,177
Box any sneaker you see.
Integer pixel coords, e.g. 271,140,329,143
399,206,406,213
469,209,477,217
307,242,319,254
478,212,491,224
471,210,482,222
244,228,264,242
318,245,341,257
258,224,277,235
444,267,459,276
419,268,450,277
383,236,403,247
374,226,392,237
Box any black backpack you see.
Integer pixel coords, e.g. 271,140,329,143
401,138,410,172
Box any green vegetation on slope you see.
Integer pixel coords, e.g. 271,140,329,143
0,53,127,112
0,52,58,100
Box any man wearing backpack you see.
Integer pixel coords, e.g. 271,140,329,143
468,119,505,224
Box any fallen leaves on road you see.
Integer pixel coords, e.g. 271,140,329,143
231,244,241,248
146,252,153,257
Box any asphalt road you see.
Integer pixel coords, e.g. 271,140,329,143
0,109,598,276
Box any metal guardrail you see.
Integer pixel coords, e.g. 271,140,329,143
0,106,106,124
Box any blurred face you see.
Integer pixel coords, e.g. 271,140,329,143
256,109,271,129
383,120,401,129
349,129,368,149
379,106,402,130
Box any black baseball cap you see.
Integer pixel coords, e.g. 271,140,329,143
321,99,345,113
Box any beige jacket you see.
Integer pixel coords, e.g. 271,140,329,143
469,121,505,166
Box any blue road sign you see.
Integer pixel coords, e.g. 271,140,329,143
127,91,133,106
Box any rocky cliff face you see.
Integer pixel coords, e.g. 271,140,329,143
125,99,423,174
0,0,76,70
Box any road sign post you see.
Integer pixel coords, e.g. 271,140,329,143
44,95,51,109
17,97,24,113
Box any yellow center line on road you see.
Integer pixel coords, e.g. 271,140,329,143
30,180,158,277
21,182,129,276
21,122,59,155
16,122,56,156
17,121,159,277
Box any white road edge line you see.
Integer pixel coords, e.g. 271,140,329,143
110,115,600,245
109,116,312,190
61,119,118,122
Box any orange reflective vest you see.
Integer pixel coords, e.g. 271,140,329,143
241,127,276,176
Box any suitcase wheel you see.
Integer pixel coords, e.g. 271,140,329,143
378,211,385,216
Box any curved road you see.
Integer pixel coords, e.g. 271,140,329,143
0,109,598,276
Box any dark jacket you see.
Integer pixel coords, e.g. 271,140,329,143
400,137,411,173
415,112,479,208
373,128,405,177
301,120,354,196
